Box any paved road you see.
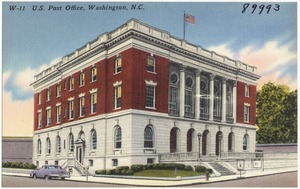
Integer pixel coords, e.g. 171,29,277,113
2,172,298,187
1,175,133,187
188,171,298,187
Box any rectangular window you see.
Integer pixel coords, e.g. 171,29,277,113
79,72,85,86
91,67,97,82
245,84,250,97
146,85,155,108
244,105,250,123
46,88,51,101
114,85,122,109
112,159,118,166
147,56,155,72
46,109,51,126
56,105,61,123
55,160,59,165
38,93,41,104
79,97,85,117
169,86,178,115
70,78,74,91
147,158,155,164
91,93,97,114
115,57,122,74
38,112,42,128
185,90,192,114
89,160,94,167
69,100,74,119
56,84,61,97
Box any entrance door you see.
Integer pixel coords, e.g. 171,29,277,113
76,146,83,164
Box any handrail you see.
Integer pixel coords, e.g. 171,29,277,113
74,159,85,175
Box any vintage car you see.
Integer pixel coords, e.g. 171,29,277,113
30,165,69,180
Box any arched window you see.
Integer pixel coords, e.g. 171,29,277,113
91,130,97,150
144,125,154,148
243,134,249,151
46,138,51,154
56,136,61,153
37,139,42,155
115,126,122,149
187,129,195,152
69,133,74,152
228,132,235,152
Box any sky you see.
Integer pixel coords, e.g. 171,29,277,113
2,1,298,137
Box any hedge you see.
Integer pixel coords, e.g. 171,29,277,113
2,161,36,169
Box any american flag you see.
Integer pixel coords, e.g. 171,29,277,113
185,14,195,24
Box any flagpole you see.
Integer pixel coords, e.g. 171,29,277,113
183,11,186,40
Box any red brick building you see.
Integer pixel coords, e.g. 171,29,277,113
31,19,260,174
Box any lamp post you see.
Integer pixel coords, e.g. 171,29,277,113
197,133,202,161
218,134,222,160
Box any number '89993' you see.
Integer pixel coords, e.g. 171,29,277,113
242,3,280,14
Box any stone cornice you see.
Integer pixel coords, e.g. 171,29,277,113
32,19,260,88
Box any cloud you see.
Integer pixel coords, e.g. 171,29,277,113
2,58,61,137
208,39,297,91
2,71,33,137
13,58,61,95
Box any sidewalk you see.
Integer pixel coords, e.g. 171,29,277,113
2,167,298,187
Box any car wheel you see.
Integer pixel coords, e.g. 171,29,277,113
61,177,65,180
33,174,37,179
45,175,50,180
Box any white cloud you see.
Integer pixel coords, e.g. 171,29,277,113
208,39,297,91
3,71,33,137
14,58,61,94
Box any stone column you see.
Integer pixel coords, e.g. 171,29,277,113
209,74,215,121
232,80,237,124
195,70,201,120
222,78,227,123
179,65,187,117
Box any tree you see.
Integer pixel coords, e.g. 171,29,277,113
256,82,297,144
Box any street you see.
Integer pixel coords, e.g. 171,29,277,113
2,171,298,187
188,171,298,187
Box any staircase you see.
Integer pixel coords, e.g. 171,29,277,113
208,162,236,176
61,159,92,176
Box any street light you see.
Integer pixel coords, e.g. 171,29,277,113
197,133,202,161
218,134,222,160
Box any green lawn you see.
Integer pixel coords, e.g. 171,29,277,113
133,169,205,177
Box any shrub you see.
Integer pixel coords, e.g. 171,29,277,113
143,164,154,169
206,168,213,174
105,170,112,175
125,170,133,175
184,165,193,171
131,164,144,172
121,170,127,175
174,163,186,170
95,170,106,174
116,166,129,171
195,165,206,172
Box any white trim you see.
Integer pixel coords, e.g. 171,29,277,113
38,109,42,113
56,102,61,106
113,81,122,87
145,80,157,86
89,88,98,93
68,97,75,101
46,106,51,110
78,93,85,98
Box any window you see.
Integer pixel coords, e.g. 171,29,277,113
91,93,97,113
115,57,122,74
243,134,249,151
69,100,74,119
185,90,193,114
169,73,179,116
147,158,155,164
56,84,61,97
46,109,51,126
37,139,42,155
79,72,85,86
228,132,234,152
213,80,221,117
244,105,250,123
200,76,209,115
56,105,61,123
112,159,118,166
89,160,94,167
79,97,85,117
69,133,74,152
146,85,155,108
69,77,74,91
91,67,97,82
114,85,122,109
226,82,233,117
46,138,51,154
38,93,41,104
91,130,97,150
38,111,42,128
147,56,155,72
46,88,51,101
56,136,61,153
144,125,154,148
55,160,59,165
245,84,250,97
115,126,122,149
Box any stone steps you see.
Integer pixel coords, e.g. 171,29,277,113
209,162,236,176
